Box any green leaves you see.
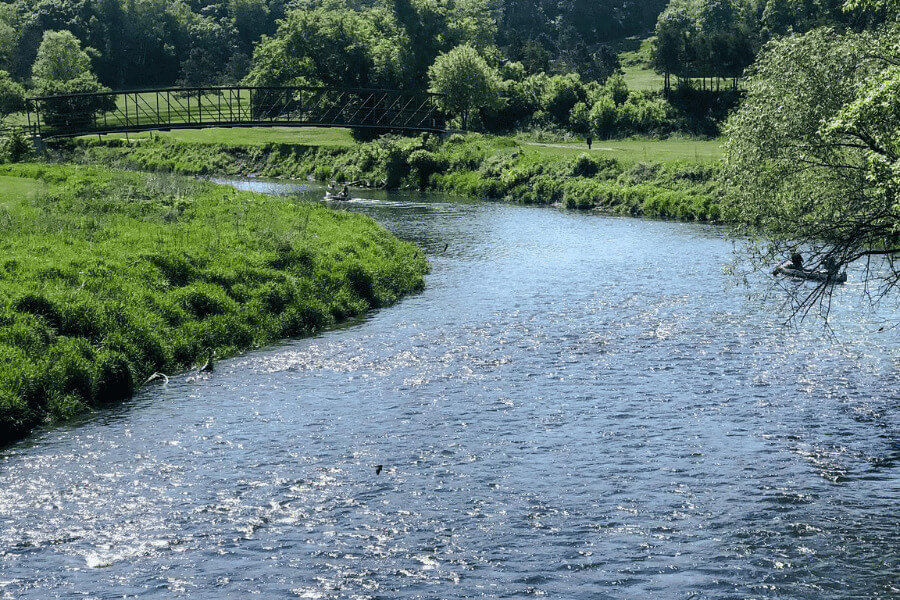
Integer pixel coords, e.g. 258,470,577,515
428,44,501,130
723,24,900,312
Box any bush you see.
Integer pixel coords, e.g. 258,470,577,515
569,102,590,134
543,74,587,126
605,73,629,106
1,128,32,163
408,149,443,190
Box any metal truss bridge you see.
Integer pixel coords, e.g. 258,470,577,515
26,86,446,139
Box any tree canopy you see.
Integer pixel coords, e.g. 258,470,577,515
723,25,900,313
428,44,501,129
31,29,93,85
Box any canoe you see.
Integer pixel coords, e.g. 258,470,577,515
773,265,847,284
324,190,349,201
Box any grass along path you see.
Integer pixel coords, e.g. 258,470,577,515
90,126,357,148
0,163,428,444
520,138,724,163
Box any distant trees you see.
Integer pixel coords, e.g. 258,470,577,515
498,0,667,79
652,0,755,92
650,0,889,93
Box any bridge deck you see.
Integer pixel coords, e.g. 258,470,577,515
28,86,446,139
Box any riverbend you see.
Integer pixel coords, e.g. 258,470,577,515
0,184,896,599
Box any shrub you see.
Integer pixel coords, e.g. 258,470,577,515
569,102,590,134
589,96,618,138
605,73,629,106
543,74,587,126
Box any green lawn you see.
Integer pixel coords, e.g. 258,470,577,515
90,126,357,148
621,65,664,91
617,36,663,92
0,175,44,204
520,138,724,164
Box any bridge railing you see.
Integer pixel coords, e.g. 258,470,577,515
28,86,446,138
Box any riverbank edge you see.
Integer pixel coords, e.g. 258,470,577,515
58,133,723,222
0,162,430,445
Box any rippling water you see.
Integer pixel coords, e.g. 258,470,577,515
1,182,897,599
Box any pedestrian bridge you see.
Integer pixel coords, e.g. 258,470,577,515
27,86,446,139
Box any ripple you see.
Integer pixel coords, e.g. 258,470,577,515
0,195,896,599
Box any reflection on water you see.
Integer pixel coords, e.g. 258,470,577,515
0,181,897,599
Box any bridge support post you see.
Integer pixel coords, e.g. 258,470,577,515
30,134,46,154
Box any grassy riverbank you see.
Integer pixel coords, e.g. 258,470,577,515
63,129,724,222
0,163,428,444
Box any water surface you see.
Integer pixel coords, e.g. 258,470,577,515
1,183,897,599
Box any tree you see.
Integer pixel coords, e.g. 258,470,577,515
723,26,900,316
230,0,272,52
244,4,407,88
0,8,17,72
31,30,93,85
0,71,25,120
31,30,114,130
428,44,501,129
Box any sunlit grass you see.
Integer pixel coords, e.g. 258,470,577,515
517,138,724,164
88,126,356,148
0,162,428,443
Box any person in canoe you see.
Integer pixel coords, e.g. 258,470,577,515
324,182,349,201
779,252,803,272
774,252,847,283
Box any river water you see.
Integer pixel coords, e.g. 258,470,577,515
0,183,897,599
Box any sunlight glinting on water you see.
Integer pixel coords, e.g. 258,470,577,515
0,183,896,599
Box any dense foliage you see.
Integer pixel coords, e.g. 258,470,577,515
723,24,900,310
650,0,887,92
0,0,666,89
0,163,428,443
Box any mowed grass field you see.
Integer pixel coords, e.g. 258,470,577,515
0,175,44,203
520,138,724,164
88,126,723,165
90,126,357,148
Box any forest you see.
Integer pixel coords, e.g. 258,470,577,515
0,0,894,138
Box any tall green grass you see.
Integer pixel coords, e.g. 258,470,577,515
0,163,428,443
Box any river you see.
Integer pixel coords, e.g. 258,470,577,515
0,183,897,599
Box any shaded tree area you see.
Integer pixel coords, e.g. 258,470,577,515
651,0,888,93
499,0,668,78
0,0,669,91
0,0,282,88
